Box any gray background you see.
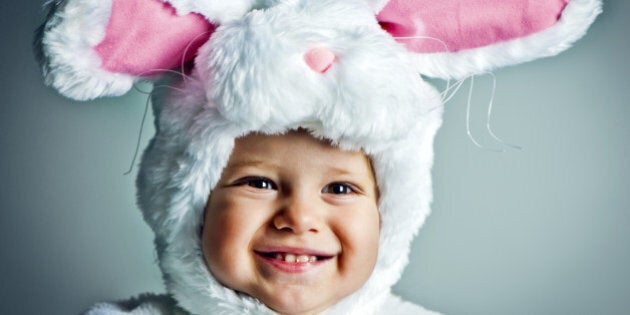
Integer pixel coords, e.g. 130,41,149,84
1,1,627,314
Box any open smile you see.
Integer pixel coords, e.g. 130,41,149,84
257,251,333,263
254,248,335,273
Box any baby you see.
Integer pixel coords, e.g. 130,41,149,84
35,0,600,313
202,129,381,314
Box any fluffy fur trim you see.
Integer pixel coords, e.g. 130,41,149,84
82,293,441,314
136,0,443,314
35,0,135,100
413,0,602,79
82,293,187,315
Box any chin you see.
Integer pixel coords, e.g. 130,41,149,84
258,291,335,315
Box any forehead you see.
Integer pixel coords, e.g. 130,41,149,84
229,130,372,174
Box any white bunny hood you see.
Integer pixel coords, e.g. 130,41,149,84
136,2,442,313
35,0,601,314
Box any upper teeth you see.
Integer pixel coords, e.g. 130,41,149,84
274,253,317,263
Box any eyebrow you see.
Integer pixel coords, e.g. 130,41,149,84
225,158,281,170
321,165,355,177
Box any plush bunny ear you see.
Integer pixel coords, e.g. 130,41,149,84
36,0,215,101
377,0,602,79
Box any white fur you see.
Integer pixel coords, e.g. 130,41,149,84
198,0,430,147
162,0,393,22
83,293,441,314
36,0,135,100
367,0,391,13
162,0,260,23
82,294,187,315
413,0,603,79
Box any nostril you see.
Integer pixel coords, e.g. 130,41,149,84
272,215,292,231
272,206,321,234
304,47,336,73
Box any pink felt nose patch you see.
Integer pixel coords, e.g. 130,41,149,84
304,47,335,73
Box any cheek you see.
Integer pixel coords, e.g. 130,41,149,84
360,209,381,263
201,194,263,289
335,201,380,275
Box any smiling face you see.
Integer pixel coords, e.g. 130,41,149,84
202,130,380,315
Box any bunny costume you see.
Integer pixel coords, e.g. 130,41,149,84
35,0,601,314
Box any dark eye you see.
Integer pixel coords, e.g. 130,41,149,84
322,183,355,195
236,177,277,190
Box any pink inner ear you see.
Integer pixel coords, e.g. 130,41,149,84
94,0,215,76
377,0,569,53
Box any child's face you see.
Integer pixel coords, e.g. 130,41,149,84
202,130,380,315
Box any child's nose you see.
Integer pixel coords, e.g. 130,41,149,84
272,192,323,234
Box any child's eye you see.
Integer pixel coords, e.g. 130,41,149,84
235,177,277,190
321,183,355,195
